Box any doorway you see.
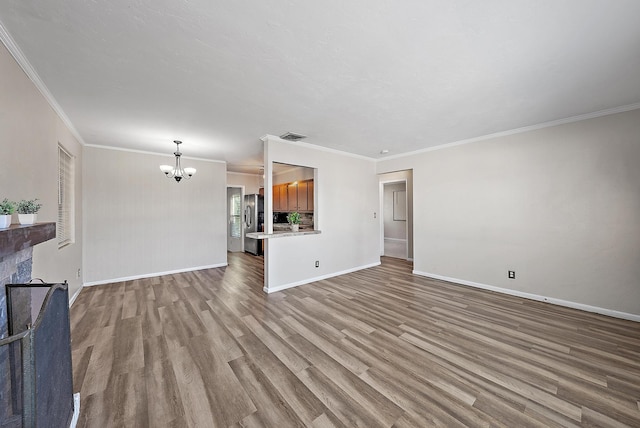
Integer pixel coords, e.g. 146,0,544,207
382,181,407,258
227,186,243,252
379,170,413,261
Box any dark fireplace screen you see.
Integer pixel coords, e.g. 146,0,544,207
0,281,74,428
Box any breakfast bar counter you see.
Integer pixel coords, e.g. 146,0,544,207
246,230,321,239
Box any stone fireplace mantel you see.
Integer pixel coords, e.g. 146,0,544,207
1,222,56,339
0,222,56,260
1,222,77,427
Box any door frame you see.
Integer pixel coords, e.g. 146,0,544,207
227,185,245,252
379,179,408,259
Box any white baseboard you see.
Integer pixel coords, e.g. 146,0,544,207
69,393,80,428
264,262,382,294
413,270,640,322
68,285,83,307
82,263,228,287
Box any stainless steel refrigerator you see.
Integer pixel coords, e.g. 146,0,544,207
243,194,264,255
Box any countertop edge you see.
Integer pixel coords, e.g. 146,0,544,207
246,230,321,239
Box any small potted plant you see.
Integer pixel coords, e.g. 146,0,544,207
17,198,42,225
287,211,301,232
0,198,16,228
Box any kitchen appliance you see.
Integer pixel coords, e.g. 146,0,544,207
243,194,264,255
273,212,288,223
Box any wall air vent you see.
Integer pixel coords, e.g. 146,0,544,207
279,132,307,141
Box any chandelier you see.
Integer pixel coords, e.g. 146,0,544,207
159,140,196,182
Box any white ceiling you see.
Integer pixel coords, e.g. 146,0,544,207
1,1,640,174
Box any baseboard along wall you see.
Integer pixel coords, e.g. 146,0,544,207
264,262,382,294
82,263,228,288
413,270,640,322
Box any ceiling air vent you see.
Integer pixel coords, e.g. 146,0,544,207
279,132,307,141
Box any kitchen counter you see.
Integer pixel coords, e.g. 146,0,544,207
246,229,321,239
272,222,313,231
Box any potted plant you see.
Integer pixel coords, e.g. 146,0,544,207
287,211,301,232
17,198,42,225
0,198,16,228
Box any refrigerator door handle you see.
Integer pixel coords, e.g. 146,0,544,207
246,206,252,228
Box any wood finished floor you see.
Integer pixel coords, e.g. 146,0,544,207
70,253,640,427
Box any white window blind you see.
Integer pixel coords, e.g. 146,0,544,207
230,193,241,238
58,144,74,248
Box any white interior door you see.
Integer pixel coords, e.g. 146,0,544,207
227,187,243,252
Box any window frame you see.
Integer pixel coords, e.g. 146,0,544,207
57,144,75,249
230,192,242,239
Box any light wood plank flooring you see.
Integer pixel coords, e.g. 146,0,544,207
70,253,640,427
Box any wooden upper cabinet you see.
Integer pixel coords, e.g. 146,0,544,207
297,181,308,211
273,179,314,212
287,183,298,211
307,180,314,211
272,184,287,211
278,184,287,210
272,185,280,211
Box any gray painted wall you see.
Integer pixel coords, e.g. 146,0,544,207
227,172,261,194
263,137,380,291
0,43,83,299
383,182,407,240
378,109,640,316
83,146,227,283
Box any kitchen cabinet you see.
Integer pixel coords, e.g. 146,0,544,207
297,181,308,211
272,185,280,211
287,183,298,211
307,180,314,211
279,184,288,209
274,184,287,211
273,179,313,212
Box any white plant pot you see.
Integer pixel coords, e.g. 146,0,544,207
18,213,37,225
0,214,11,229
291,224,299,232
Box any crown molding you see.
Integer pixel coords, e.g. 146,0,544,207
4,14,636,164
379,102,640,161
0,19,87,146
227,170,262,177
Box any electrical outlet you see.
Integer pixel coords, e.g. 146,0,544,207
76,269,81,279
373,212,377,218
508,270,515,279
315,261,319,268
